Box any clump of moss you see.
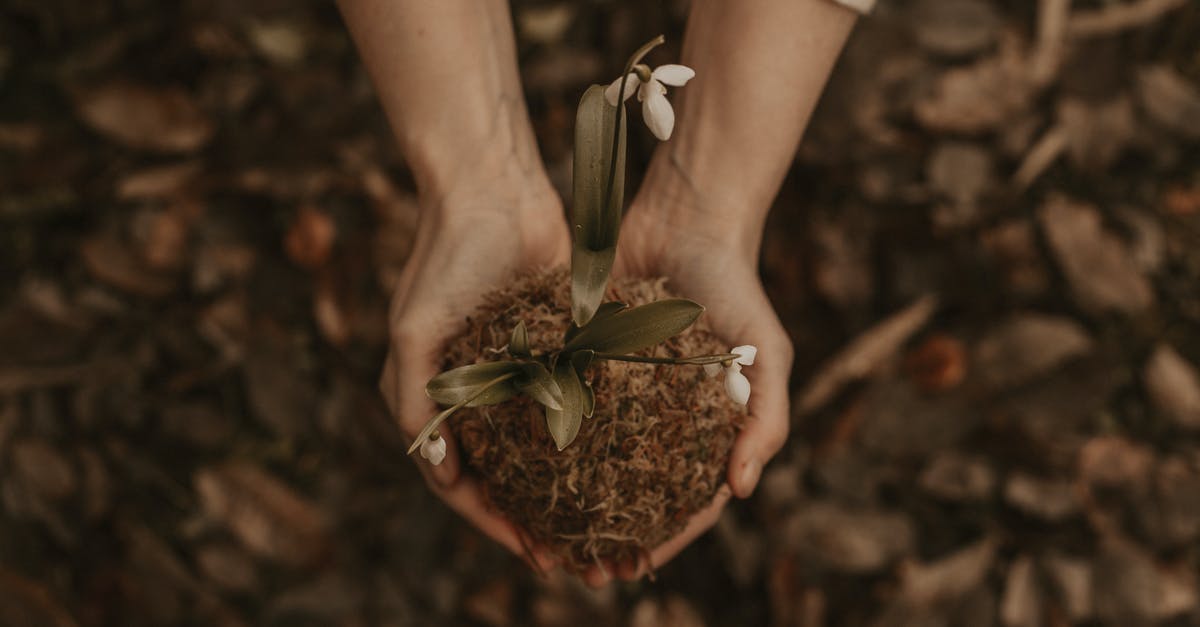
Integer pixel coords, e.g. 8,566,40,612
445,269,742,572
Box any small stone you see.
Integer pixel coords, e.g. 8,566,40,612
918,452,995,502
1004,472,1080,522
1143,344,1200,430
783,502,914,573
974,314,1093,389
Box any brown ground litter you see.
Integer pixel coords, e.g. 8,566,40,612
444,269,743,573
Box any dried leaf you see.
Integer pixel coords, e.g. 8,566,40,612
797,295,938,414
73,82,214,153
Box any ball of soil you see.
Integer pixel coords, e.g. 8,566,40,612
445,269,743,573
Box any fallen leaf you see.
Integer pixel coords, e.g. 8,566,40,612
797,295,938,414
73,82,214,153
1143,344,1200,430
1038,197,1154,315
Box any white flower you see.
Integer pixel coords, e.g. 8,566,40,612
705,345,757,405
420,434,446,466
605,64,695,141
724,367,751,405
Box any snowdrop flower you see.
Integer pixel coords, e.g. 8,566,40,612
420,432,447,466
705,345,757,405
605,64,695,141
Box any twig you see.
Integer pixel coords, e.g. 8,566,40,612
1029,0,1071,87
1068,0,1188,39
1013,124,1068,191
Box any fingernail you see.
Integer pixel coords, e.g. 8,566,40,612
736,459,762,498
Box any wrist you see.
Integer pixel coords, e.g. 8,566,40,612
629,152,768,264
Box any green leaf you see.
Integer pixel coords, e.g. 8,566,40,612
509,321,530,358
564,301,627,344
571,84,626,326
563,298,704,354
571,349,595,373
545,358,584,450
516,362,564,411
426,361,524,407
408,370,520,455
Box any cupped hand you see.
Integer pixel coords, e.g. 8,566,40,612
379,174,569,572
582,203,794,585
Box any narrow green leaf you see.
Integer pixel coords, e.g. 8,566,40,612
571,84,626,326
563,298,704,354
516,362,564,411
426,361,524,407
564,301,627,344
545,358,584,450
408,371,520,455
509,321,530,358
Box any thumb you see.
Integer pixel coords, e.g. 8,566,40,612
725,307,793,499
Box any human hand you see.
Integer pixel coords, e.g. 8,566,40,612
379,169,569,572
582,200,794,585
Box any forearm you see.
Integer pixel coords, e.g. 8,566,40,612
337,0,548,210
638,0,857,257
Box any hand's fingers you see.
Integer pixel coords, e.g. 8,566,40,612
392,319,461,488
613,484,733,581
425,470,557,571
727,323,794,499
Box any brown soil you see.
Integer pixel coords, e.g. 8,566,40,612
445,269,742,573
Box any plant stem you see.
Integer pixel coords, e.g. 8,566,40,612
406,371,519,455
592,352,737,366
600,35,666,232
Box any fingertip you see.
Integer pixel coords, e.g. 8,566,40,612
616,556,643,581
583,565,611,589
731,458,762,499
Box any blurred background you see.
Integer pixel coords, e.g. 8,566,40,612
2,0,1200,625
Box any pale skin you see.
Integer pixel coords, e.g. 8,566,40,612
338,0,857,584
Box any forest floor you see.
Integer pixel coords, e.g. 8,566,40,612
2,0,1200,625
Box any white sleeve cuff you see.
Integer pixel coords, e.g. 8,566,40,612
830,0,876,14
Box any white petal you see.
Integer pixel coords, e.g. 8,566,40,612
731,345,758,366
641,84,675,141
420,437,446,465
604,74,640,106
704,363,722,378
652,64,695,86
725,369,751,405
